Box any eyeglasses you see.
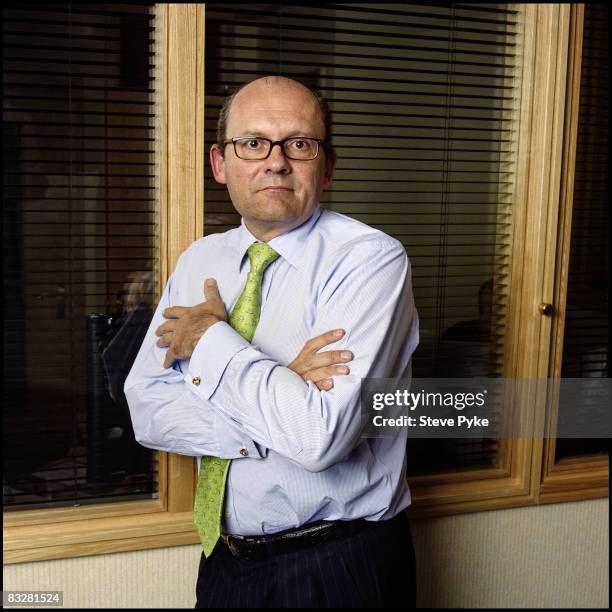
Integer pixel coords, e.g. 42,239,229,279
223,137,324,160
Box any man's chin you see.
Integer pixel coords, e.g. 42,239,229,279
253,194,297,215
258,190,296,205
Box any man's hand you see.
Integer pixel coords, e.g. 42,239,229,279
288,329,353,391
156,279,352,384
156,278,227,368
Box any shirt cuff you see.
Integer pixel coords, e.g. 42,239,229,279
187,320,250,399
210,409,268,461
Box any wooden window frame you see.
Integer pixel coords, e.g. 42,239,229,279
409,3,607,519
538,3,609,504
3,3,607,564
3,4,205,564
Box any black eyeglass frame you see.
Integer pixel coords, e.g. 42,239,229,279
222,136,325,160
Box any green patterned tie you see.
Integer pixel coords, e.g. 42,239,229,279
194,242,279,556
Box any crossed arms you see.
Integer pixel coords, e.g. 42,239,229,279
124,239,418,472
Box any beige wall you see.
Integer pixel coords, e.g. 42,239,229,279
3,498,608,608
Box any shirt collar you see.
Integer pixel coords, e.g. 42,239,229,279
235,207,322,272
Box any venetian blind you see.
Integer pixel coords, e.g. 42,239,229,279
557,3,609,460
3,4,160,509
203,3,522,475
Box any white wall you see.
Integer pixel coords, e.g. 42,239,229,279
3,498,608,609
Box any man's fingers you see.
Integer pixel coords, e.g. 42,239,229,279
155,320,175,336
288,332,352,377
307,349,353,370
163,348,176,369
162,306,189,319
203,278,221,302
316,379,334,391
156,333,171,348
304,364,350,383
289,348,353,377
304,328,345,353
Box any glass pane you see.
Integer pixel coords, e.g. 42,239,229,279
203,3,523,476
3,4,161,509
556,3,609,461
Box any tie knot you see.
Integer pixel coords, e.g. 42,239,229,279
247,242,280,276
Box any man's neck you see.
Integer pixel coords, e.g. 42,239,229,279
244,223,288,243
243,211,319,243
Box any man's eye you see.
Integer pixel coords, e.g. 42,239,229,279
289,139,311,150
245,139,261,149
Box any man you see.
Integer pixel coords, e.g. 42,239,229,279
125,75,419,608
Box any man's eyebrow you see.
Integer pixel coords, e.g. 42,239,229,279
235,130,320,139
235,131,266,138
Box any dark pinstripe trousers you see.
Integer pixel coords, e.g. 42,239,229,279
195,511,416,608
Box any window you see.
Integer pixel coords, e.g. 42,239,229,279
556,2,609,461
3,4,160,510
204,2,519,478
203,2,608,514
4,4,207,565
4,4,607,564
539,3,609,501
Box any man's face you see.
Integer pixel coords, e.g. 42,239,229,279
210,77,335,241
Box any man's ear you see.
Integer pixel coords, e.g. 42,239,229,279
210,144,227,184
323,148,336,188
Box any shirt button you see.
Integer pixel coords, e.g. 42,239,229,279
239,447,249,457
192,376,201,386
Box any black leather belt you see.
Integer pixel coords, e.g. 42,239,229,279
221,518,371,560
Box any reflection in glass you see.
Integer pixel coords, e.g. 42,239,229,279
3,4,159,509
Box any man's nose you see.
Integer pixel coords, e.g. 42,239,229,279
264,142,291,172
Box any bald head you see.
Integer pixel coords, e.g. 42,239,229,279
236,76,317,105
216,76,333,156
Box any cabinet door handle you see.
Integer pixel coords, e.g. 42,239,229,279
539,302,554,316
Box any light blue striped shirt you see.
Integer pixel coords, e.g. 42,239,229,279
125,207,419,535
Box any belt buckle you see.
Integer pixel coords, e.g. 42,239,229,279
222,533,260,560
221,534,238,556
